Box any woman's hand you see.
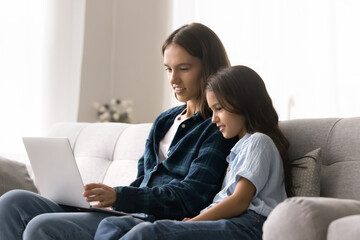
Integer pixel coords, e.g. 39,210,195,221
83,183,116,208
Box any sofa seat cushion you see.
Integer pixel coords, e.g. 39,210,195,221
263,197,360,240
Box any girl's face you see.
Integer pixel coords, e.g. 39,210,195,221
206,91,247,139
163,44,203,104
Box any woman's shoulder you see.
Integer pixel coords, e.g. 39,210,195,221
155,105,186,120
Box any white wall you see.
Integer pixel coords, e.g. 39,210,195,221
77,0,173,123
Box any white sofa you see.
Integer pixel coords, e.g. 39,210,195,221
46,122,152,187
1,117,360,239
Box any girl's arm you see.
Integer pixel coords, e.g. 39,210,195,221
187,177,256,221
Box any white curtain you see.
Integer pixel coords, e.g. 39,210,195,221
0,0,85,162
171,0,360,120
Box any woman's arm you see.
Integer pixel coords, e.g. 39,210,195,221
112,122,237,220
187,177,256,221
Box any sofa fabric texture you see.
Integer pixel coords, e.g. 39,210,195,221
0,117,359,239
327,214,360,240
263,197,360,240
277,118,360,199
0,156,37,195
47,122,152,187
264,117,360,240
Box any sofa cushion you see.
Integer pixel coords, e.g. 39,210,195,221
0,156,37,196
103,123,151,187
263,197,360,240
71,123,129,185
292,148,321,196
321,117,360,200
47,122,152,187
327,215,360,240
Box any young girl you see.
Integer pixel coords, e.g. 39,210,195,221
94,65,293,239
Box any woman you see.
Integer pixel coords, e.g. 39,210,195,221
0,23,237,240
94,65,293,239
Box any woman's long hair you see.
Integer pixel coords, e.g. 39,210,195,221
162,23,230,119
206,65,293,196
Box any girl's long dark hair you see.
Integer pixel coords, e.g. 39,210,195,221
162,23,230,119
206,65,293,196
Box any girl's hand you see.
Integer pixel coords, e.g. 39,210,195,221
182,217,192,221
183,178,255,222
83,183,116,208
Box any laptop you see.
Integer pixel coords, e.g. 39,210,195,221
22,137,147,219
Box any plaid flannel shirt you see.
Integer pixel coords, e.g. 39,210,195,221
114,105,237,220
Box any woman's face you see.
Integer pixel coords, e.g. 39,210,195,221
206,90,247,139
163,44,203,104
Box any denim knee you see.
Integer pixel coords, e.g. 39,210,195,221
0,190,33,240
120,221,156,240
95,216,146,240
23,214,60,239
0,189,34,206
0,189,36,221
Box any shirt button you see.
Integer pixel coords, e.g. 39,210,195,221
181,124,186,128
167,150,170,154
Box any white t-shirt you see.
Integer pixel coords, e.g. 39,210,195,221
201,132,287,217
158,111,187,163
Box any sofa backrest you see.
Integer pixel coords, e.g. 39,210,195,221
49,117,360,200
48,122,152,187
279,117,360,200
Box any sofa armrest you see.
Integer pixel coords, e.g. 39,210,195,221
0,156,37,196
263,197,360,240
327,215,360,240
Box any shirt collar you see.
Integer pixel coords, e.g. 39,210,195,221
227,133,252,163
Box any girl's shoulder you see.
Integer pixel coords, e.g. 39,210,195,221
242,132,276,150
232,132,280,165
249,132,272,143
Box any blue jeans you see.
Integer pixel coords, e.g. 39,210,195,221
0,190,111,240
94,210,266,240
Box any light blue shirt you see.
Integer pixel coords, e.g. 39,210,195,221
201,132,287,217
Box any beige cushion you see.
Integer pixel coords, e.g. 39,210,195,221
263,197,360,240
292,148,321,196
327,215,360,240
0,156,37,196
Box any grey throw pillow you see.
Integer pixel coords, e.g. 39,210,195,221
0,156,38,196
292,148,321,197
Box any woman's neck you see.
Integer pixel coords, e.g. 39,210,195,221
181,101,199,120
